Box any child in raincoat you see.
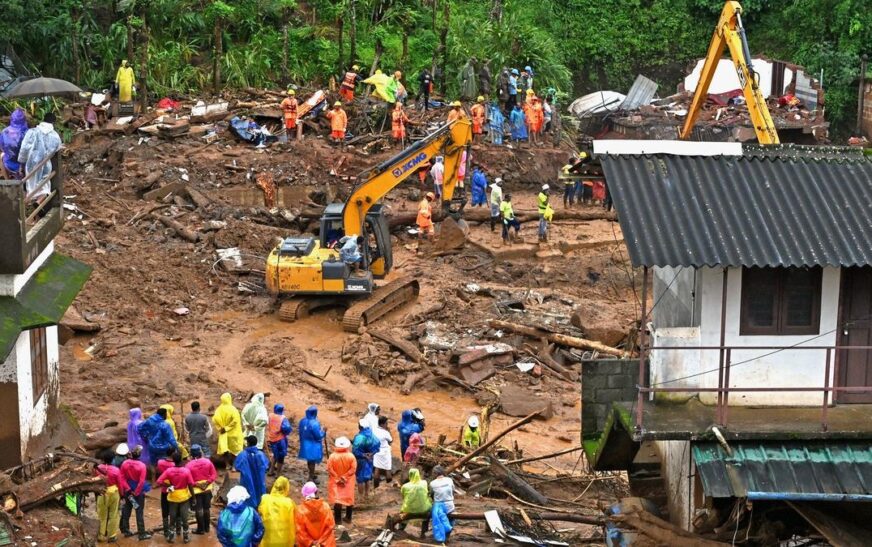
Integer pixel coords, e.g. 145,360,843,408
296,482,336,547
327,437,357,524
258,476,296,547
399,468,432,538
218,486,264,547
242,393,269,449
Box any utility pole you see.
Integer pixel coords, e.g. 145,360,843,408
858,54,868,135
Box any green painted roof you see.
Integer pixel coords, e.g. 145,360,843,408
0,253,91,357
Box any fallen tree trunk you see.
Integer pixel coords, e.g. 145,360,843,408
370,330,423,363
489,457,549,505
386,510,604,529
151,214,202,243
446,411,539,474
401,371,432,395
300,374,345,402
490,319,627,358
506,445,582,466
83,425,127,451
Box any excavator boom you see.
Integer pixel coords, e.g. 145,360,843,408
679,1,779,144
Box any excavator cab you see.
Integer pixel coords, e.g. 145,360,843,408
318,203,392,278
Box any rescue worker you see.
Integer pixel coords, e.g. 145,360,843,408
155,452,196,543
507,68,519,112
352,420,381,500
267,403,293,477
95,450,127,543
488,101,505,145
112,442,129,468
418,69,433,111
393,70,408,103
391,102,410,146
398,410,423,459
430,156,445,201
416,192,435,242
115,59,135,103
529,97,545,146
119,446,152,540
339,65,362,102
339,235,364,272
447,101,466,123
280,89,299,139
296,482,336,547
218,486,265,547
471,164,488,207
521,65,534,93
213,393,244,473
561,156,578,208
462,416,481,450
326,102,347,146
489,178,503,232
137,407,177,467
537,184,550,242
258,476,296,547
399,468,432,538
373,415,394,489
298,405,327,482
501,193,520,244
327,436,357,524
234,435,270,509
470,96,487,143
242,393,269,450
187,444,217,535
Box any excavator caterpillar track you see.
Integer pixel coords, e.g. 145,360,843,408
342,276,420,332
278,296,349,322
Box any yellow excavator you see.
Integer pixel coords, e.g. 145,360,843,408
265,118,473,331
679,0,780,144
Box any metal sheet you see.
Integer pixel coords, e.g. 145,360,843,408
692,441,872,499
601,153,872,268
621,75,659,110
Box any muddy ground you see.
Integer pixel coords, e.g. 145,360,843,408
47,106,637,545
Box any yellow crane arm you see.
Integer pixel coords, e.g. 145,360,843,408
679,0,779,144
342,117,472,235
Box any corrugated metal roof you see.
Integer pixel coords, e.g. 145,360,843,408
621,75,658,110
601,154,872,267
693,441,872,499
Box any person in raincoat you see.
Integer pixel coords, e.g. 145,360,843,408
429,157,444,201
115,60,135,103
520,66,534,93
397,410,423,459
235,436,270,509
296,482,336,547
213,393,244,471
352,420,380,499
137,407,178,466
362,69,395,103
339,65,362,102
489,178,504,232
459,58,478,101
470,96,487,142
416,192,435,241
429,466,456,538
267,403,293,477
399,468,432,538
325,102,348,145
126,408,149,467
447,101,466,124
327,437,357,524
242,393,269,450
478,61,492,99
0,108,27,179
373,416,393,488
488,101,505,145
391,102,410,146
18,112,61,203
298,405,327,482
361,403,381,431
470,165,488,207
218,486,264,547
462,416,482,449
403,432,424,481
258,476,296,547
457,149,468,189
160,403,188,458
528,97,545,146
509,104,528,145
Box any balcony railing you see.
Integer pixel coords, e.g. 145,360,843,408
0,151,64,275
636,344,872,433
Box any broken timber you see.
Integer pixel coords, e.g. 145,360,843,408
369,330,423,363
446,411,540,474
489,319,627,357
489,457,549,505
385,511,604,530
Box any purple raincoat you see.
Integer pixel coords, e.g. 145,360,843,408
127,408,150,464
0,109,27,178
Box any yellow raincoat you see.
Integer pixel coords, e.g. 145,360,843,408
160,404,189,458
362,70,394,103
213,393,244,456
400,468,432,514
115,62,135,103
258,476,297,547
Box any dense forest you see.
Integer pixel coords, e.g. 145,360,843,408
2,0,870,134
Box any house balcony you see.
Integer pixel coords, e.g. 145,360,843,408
0,152,64,275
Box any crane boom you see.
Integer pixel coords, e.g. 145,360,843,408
342,118,472,235
679,1,779,144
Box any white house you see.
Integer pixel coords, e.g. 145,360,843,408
0,152,90,469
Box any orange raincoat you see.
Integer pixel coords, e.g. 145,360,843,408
326,448,356,506
416,198,433,234
470,103,486,134
295,498,336,547
326,108,347,139
391,108,410,140
447,108,466,123
529,101,544,133
280,97,298,130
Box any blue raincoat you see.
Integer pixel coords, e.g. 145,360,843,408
298,406,326,463
488,104,504,145
510,106,527,141
431,501,454,542
397,410,422,458
217,501,264,547
234,446,270,509
471,168,488,206
0,108,27,177
352,427,381,483
137,413,178,465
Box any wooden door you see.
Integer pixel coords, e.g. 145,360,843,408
837,267,872,403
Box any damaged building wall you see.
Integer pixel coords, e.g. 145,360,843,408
0,242,54,296
580,359,638,435
652,266,700,329
655,439,696,530
684,58,794,98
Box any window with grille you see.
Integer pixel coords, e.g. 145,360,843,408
30,328,48,403
740,267,822,336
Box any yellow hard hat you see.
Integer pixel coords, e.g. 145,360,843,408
579,151,588,159
526,89,534,95
287,89,296,96
426,192,435,200
334,101,342,107
477,95,484,102
352,64,360,71
394,71,402,79
451,100,462,107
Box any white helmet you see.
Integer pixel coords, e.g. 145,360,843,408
467,416,480,428
115,443,130,456
335,436,351,449
542,184,550,191
494,178,503,186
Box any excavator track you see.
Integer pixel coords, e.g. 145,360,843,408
278,296,348,322
342,276,420,332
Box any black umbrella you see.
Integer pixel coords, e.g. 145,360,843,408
3,77,82,98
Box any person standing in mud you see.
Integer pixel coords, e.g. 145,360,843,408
298,405,328,482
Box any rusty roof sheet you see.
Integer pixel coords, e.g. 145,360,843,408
601,154,872,268
693,441,872,499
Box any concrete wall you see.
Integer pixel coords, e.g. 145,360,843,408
650,266,840,406
656,439,695,530
684,58,794,97
863,82,872,140
652,267,700,329
0,241,53,296
581,359,638,435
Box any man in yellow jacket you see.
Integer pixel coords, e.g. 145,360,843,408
115,60,135,103
213,393,244,473
258,476,297,546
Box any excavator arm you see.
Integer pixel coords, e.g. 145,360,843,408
679,1,779,144
342,118,473,236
